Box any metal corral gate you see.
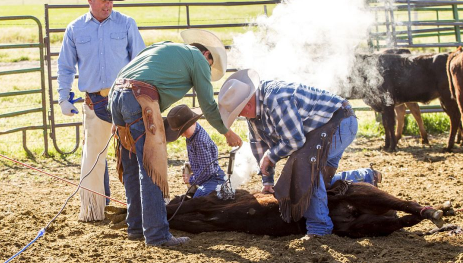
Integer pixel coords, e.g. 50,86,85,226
0,16,48,156
44,1,280,155
369,0,463,49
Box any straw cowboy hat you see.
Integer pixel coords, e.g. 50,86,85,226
181,29,227,81
218,69,260,129
164,104,203,142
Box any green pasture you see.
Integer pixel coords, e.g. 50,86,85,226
0,0,456,160
0,0,274,62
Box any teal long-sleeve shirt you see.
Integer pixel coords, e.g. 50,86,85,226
110,41,228,134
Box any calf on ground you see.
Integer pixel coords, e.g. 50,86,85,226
166,181,444,238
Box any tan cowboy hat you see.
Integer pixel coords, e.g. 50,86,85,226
164,104,203,142
181,29,227,82
218,69,260,129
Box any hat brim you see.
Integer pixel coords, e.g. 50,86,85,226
219,69,260,129
164,108,203,143
181,29,227,82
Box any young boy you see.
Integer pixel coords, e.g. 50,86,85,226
165,104,226,198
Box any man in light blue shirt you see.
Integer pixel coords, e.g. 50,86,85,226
57,0,145,222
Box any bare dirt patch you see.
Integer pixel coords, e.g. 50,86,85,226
1,134,463,263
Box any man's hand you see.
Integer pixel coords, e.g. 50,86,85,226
259,152,275,176
261,185,275,194
59,100,79,116
224,129,242,147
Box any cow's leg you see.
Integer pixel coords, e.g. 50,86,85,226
439,96,461,152
382,106,397,151
343,184,444,227
337,214,423,238
406,102,429,144
395,104,406,142
457,125,462,145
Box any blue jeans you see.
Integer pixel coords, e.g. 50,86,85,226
111,89,172,245
330,168,376,186
88,93,112,204
304,114,358,235
193,170,226,198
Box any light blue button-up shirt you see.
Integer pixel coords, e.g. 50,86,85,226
57,10,145,103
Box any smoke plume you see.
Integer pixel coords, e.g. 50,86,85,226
228,0,378,95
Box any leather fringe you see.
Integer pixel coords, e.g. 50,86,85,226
275,107,352,223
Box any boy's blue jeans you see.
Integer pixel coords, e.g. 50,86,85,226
193,170,226,198
111,89,172,245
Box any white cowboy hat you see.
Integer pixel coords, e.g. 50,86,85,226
218,69,260,129
181,29,227,81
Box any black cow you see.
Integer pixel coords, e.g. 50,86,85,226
166,181,444,238
343,52,461,152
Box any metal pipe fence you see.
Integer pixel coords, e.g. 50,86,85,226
0,15,48,156
2,1,461,156
44,1,280,155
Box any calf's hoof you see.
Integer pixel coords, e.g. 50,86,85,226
430,210,444,228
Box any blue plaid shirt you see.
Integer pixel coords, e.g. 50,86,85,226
247,80,345,165
186,123,223,185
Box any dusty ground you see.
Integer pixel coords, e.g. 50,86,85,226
1,134,463,263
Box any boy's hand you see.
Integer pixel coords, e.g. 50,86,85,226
183,173,191,184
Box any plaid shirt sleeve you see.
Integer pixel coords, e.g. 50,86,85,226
265,97,306,164
247,120,269,165
187,124,221,186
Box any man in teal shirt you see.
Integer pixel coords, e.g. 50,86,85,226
109,29,241,246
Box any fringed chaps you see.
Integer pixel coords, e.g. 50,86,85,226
274,107,353,223
113,78,169,198
114,125,137,184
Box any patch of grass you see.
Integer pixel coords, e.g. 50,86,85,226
402,112,450,136
10,56,30,62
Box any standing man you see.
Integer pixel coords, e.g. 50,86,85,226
57,0,145,222
110,29,242,246
218,69,357,240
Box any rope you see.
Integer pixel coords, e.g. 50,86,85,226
4,228,45,263
167,156,229,221
0,154,127,206
420,206,433,216
2,132,124,262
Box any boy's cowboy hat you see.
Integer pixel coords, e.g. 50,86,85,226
164,104,203,142
218,69,260,129
181,29,227,82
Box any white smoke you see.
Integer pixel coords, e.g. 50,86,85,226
228,0,375,94
229,142,258,190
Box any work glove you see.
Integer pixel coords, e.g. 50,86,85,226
59,100,79,116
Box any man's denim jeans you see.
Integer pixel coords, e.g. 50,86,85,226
304,114,358,236
331,168,376,186
111,89,172,245
193,170,226,198
88,93,112,204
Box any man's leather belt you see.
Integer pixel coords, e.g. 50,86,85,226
87,88,110,97
114,78,160,101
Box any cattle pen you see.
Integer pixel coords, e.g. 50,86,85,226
1,1,463,263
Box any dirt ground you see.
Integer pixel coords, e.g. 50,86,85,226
1,134,463,263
